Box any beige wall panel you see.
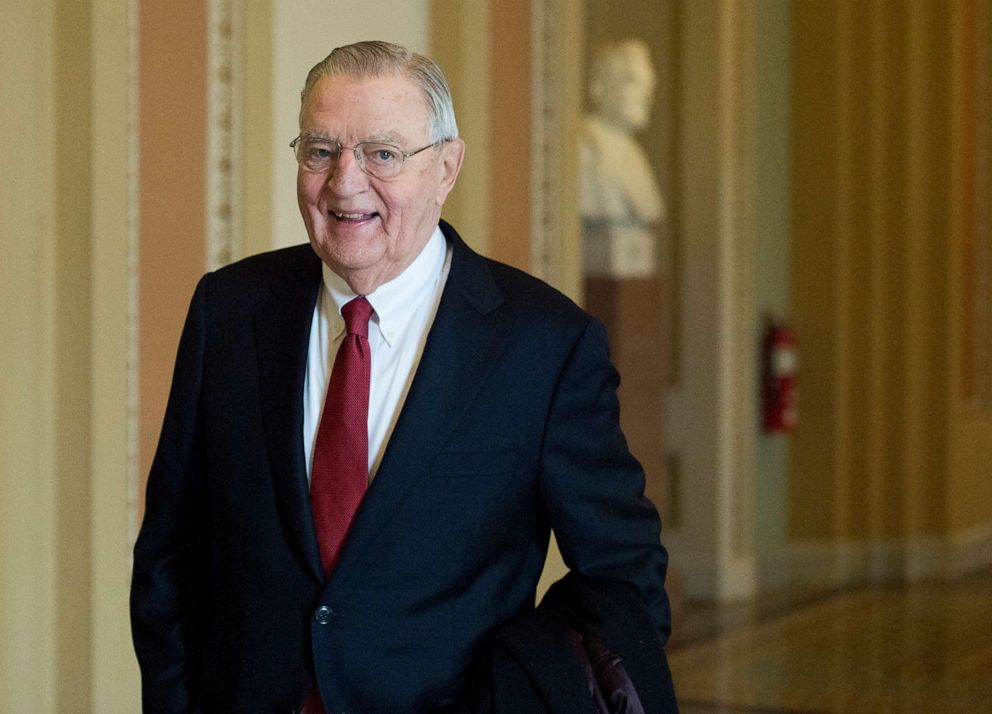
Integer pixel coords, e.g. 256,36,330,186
2,1,139,709
430,1,491,254
0,3,58,710
53,4,95,711
241,0,274,258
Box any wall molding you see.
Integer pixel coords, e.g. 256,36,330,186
206,0,242,270
779,525,992,591
92,0,144,705
530,0,560,288
530,0,582,302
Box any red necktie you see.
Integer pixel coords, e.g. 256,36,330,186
310,296,374,574
303,298,373,713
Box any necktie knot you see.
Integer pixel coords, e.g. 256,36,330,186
341,297,374,338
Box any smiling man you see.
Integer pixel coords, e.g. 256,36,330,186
294,67,464,295
131,41,675,713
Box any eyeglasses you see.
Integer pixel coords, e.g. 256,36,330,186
290,135,446,179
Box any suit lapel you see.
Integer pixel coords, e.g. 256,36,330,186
331,224,513,582
254,248,325,584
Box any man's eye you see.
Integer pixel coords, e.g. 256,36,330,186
368,147,397,163
309,146,334,160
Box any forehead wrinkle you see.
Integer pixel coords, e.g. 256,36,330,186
299,75,430,146
363,130,404,145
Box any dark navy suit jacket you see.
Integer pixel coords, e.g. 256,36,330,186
130,221,672,713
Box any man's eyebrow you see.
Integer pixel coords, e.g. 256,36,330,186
299,131,334,142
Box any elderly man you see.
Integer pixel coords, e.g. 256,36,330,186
131,41,675,713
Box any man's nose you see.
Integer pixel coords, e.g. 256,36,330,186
326,148,367,192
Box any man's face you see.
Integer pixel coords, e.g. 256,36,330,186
297,73,464,294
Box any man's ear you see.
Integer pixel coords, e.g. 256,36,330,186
435,138,465,204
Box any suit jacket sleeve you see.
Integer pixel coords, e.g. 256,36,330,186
539,317,671,641
130,277,210,714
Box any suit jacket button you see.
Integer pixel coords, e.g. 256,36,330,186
314,605,333,624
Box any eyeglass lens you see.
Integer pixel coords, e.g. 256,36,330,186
294,139,404,178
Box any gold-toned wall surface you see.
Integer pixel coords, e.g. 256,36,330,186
790,0,992,578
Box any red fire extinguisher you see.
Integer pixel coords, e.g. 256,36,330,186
763,323,798,433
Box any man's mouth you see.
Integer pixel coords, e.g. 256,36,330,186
331,211,377,222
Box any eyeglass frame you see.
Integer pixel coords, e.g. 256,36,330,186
289,134,449,179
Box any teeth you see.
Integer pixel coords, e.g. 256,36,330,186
334,211,371,220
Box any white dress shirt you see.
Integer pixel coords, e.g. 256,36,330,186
303,226,451,482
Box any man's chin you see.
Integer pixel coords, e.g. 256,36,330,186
313,247,394,292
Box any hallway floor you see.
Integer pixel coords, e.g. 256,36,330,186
667,568,992,713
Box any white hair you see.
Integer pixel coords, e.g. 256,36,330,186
300,40,459,143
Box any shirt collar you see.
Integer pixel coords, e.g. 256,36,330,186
321,225,446,348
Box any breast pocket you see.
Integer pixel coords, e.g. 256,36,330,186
429,448,522,479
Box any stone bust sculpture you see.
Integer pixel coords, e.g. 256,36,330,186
581,39,666,280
